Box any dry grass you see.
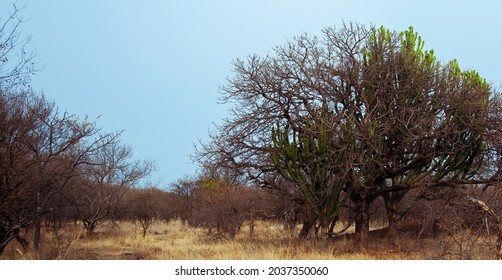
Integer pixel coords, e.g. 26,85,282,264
1,220,499,260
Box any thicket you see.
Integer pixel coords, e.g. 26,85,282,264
1,5,501,259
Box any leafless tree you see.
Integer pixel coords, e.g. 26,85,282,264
0,3,36,92
170,175,199,224
178,176,262,239
0,91,113,254
195,23,502,251
464,192,502,260
0,10,117,249
408,186,501,259
126,187,170,237
66,136,154,234
0,5,158,255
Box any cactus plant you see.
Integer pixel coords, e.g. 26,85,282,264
271,106,352,235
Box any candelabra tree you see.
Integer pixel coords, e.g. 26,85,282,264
271,106,353,237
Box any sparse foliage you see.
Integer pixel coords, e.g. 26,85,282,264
0,3,35,92
126,187,172,237
0,90,112,253
65,137,154,234
196,23,502,250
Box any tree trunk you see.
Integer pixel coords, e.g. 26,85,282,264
33,215,41,251
15,234,29,250
385,194,399,248
0,226,29,255
249,220,255,238
33,190,42,251
497,224,502,260
84,220,97,234
387,214,402,252
383,190,406,243
328,215,339,235
0,227,8,255
299,215,317,239
387,215,397,237
319,224,330,252
354,198,370,252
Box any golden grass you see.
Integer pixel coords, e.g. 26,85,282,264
1,220,498,260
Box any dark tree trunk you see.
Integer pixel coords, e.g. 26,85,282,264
382,189,406,241
84,220,97,234
497,224,502,260
354,198,370,252
328,216,339,235
387,214,398,237
33,215,41,251
0,227,8,255
386,210,401,252
249,220,255,238
384,193,399,240
299,215,317,239
15,234,29,250
33,190,42,251
0,225,30,255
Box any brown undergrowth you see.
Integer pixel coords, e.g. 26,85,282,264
1,220,499,260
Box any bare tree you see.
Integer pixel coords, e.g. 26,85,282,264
170,175,198,224
0,4,158,255
192,178,252,239
0,7,121,251
0,3,38,254
126,187,170,237
0,91,111,254
66,136,154,234
196,23,502,251
0,3,36,92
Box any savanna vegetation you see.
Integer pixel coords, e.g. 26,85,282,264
1,5,501,259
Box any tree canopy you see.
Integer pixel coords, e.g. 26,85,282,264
196,23,502,250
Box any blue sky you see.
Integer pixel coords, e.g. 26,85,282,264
2,0,501,186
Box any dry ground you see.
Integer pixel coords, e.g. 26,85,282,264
1,220,499,260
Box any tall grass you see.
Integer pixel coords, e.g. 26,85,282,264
0,220,498,260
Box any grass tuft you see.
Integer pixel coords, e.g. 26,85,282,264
1,220,498,260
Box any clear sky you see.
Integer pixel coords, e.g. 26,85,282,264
2,0,501,186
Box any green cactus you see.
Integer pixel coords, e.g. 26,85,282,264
362,25,488,230
271,106,352,234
